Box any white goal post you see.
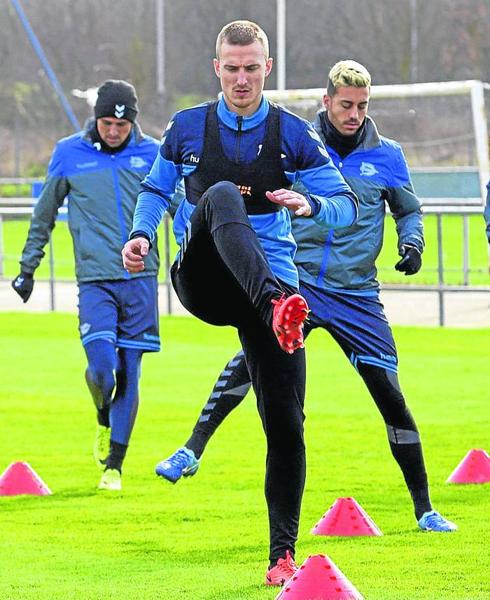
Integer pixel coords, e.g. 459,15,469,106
266,80,490,202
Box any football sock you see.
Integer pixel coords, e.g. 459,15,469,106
84,340,117,425
110,348,143,445
411,488,433,521
185,350,251,458
97,406,110,428
105,440,127,473
388,438,432,519
357,363,432,519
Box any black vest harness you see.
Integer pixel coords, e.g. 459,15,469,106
184,101,292,215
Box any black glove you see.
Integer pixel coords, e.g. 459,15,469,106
394,245,422,276
11,272,34,303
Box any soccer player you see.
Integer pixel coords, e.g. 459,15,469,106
122,22,357,586
158,60,457,536
12,80,160,492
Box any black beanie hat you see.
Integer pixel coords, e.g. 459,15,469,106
94,80,138,122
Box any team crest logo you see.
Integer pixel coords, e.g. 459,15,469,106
360,162,378,176
114,104,125,118
130,156,147,169
80,323,91,336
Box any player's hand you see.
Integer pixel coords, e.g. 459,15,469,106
122,237,149,273
11,271,34,303
394,245,422,275
266,189,312,216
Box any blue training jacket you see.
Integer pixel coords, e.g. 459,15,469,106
292,112,424,293
131,95,358,288
20,121,160,282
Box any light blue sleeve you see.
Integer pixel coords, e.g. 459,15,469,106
131,153,181,241
292,125,358,229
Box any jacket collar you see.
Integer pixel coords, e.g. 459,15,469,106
314,110,381,153
217,94,269,131
82,117,144,150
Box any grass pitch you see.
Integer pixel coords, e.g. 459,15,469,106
0,313,489,599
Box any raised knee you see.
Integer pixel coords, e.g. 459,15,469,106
205,181,244,207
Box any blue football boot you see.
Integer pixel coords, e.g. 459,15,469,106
418,510,457,532
155,447,200,483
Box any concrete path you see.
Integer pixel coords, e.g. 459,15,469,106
2,280,490,328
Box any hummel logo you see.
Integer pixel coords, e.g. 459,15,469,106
76,161,98,169
14,277,24,288
189,154,200,164
114,104,125,118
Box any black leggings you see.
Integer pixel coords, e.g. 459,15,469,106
188,325,431,518
172,182,306,562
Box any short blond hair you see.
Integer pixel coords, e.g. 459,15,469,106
327,60,371,96
215,20,269,59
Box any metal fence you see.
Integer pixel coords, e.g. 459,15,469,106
1,177,490,326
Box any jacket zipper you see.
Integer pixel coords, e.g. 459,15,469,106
235,116,243,163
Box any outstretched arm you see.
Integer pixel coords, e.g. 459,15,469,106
266,189,312,216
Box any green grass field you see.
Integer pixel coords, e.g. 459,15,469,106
1,313,489,599
1,213,489,286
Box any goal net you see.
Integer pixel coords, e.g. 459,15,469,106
266,80,490,203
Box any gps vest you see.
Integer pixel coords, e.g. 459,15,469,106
184,101,291,215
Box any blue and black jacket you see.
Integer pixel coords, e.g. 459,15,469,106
293,111,424,293
131,95,358,288
20,120,160,282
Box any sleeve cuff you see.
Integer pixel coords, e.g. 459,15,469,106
129,230,153,249
305,194,321,217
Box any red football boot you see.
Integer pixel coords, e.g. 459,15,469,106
272,293,309,354
264,550,298,586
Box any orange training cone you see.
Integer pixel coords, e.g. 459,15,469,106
0,462,52,496
311,497,382,537
446,449,490,484
275,554,364,600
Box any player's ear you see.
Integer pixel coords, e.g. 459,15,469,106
323,94,331,110
265,57,273,78
213,58,220,78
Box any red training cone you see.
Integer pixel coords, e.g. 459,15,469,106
0,462,52,496
446,449,490,484
311,497,382,537
275,554,364,600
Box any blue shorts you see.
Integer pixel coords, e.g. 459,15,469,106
300,282,398,373
78,277,160,352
